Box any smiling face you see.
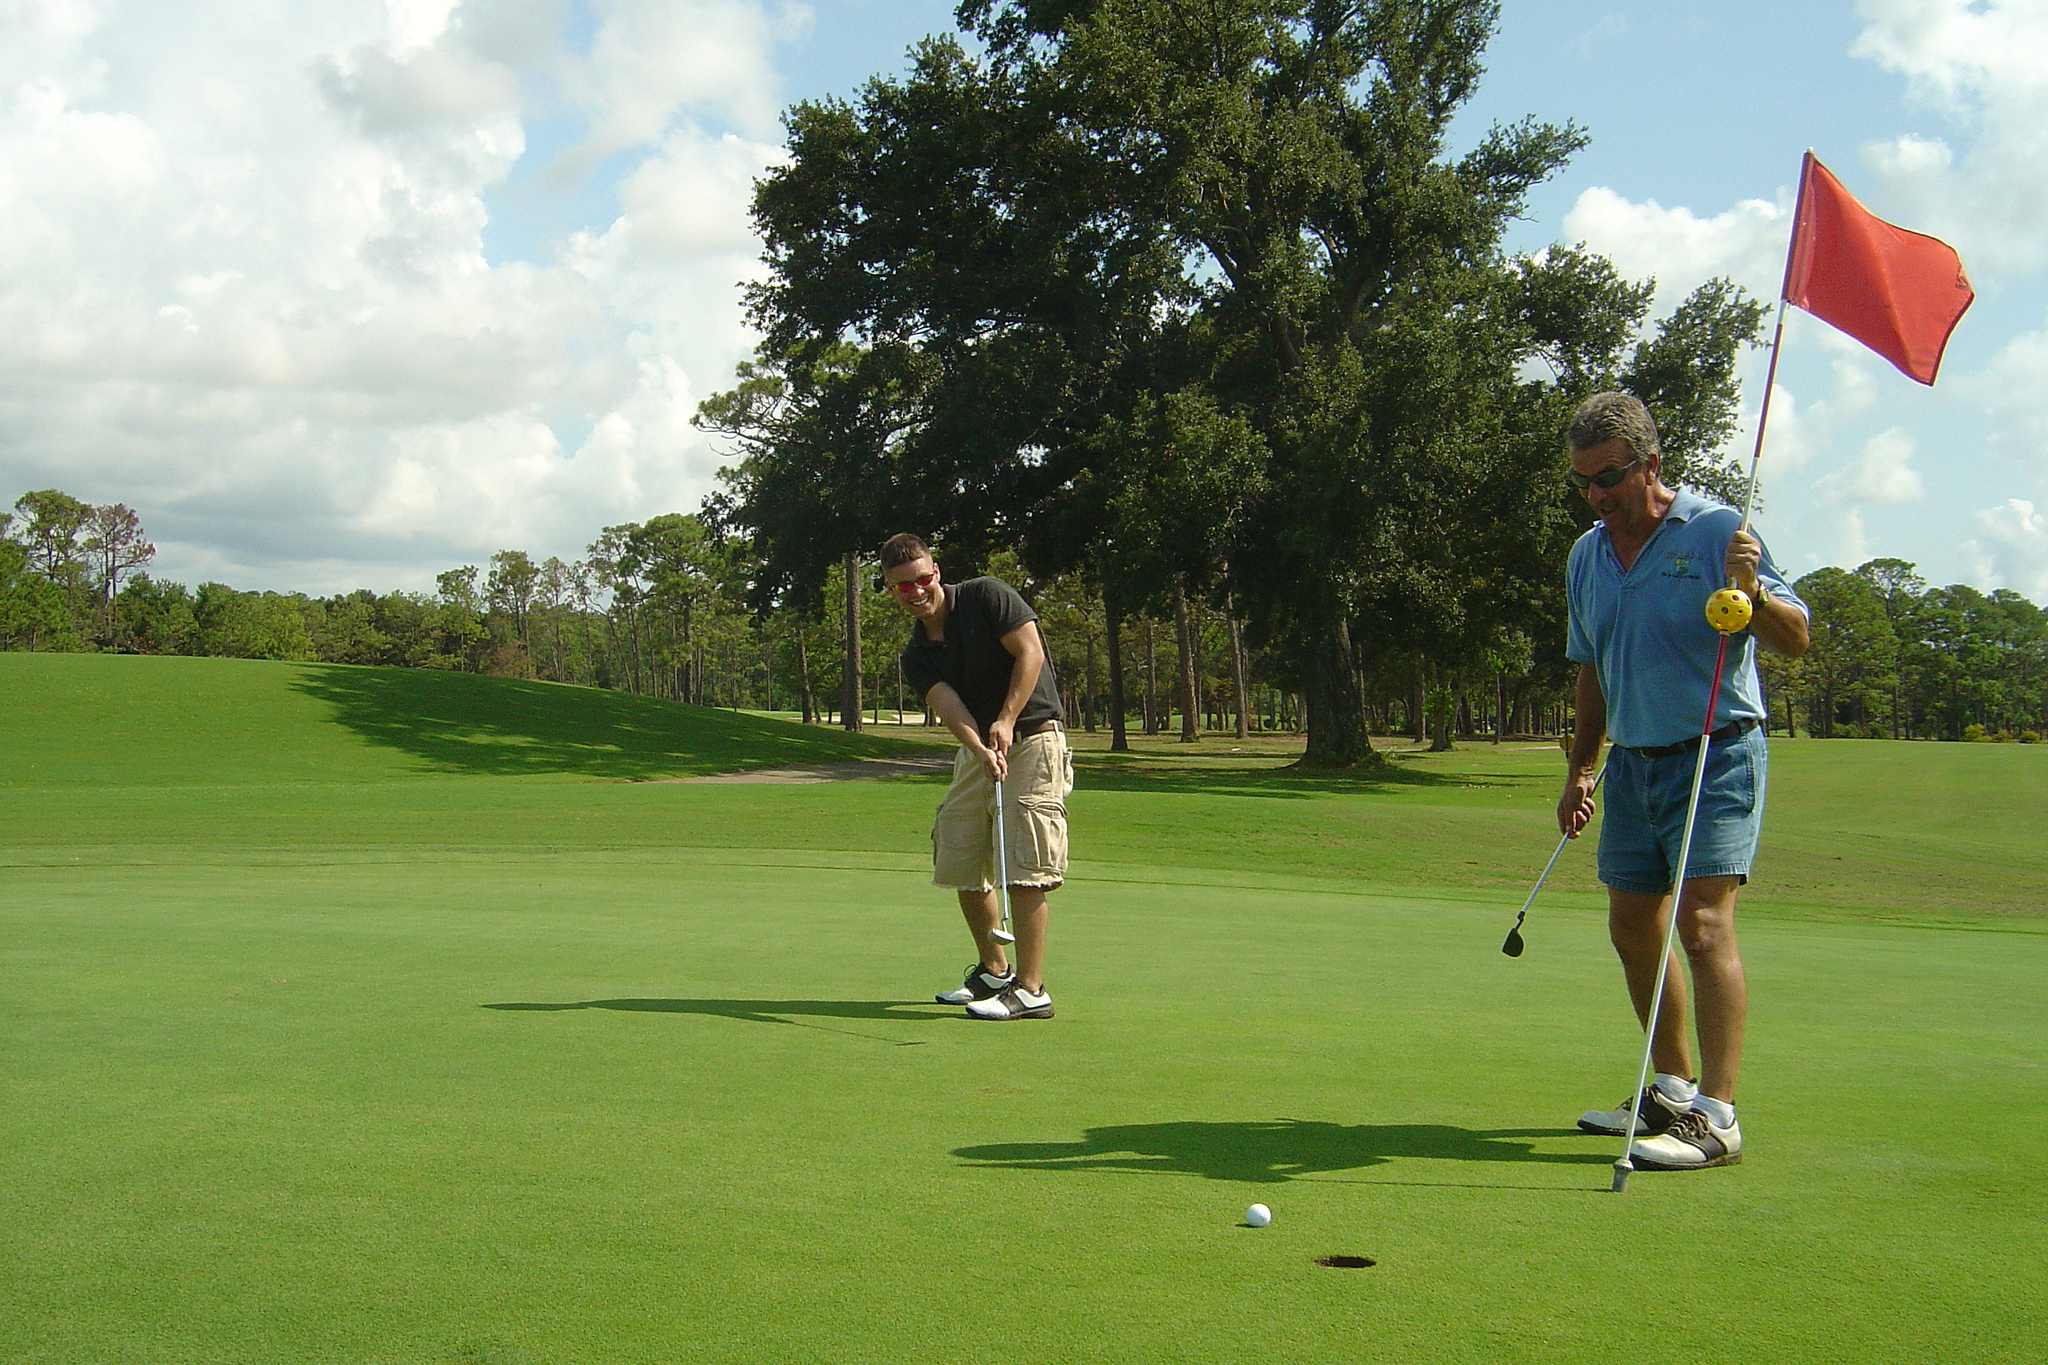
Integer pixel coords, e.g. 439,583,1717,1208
883,555,944,626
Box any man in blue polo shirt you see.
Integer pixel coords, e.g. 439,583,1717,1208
1556,392,1809,1171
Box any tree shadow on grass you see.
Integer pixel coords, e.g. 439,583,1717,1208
289,664,925,779
1073,755,1468,800
484,997,949,1046
955,1118,1607,1183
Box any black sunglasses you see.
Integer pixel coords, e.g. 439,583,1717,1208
1567,455,1641,491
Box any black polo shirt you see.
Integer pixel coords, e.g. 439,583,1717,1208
900,576,1064,741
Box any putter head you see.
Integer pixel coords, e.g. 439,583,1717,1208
990,928,1016,944
1610,1159,1632,1193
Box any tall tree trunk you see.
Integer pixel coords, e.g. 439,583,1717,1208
1083,628,1098,733
1142,617,1159,735
1227,608,1249,739
1106,608,1130,752
1300,619,1373,766
796,631,815,724
841,550,862,732
1173,581,1198,743
628,609,644,695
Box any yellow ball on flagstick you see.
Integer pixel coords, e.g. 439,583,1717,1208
1705,588,1753,634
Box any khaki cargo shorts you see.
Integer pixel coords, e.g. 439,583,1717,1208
931,726,1073,891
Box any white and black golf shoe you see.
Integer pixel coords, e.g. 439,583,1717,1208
1578,1085,1693,1137
965,983,1054,1020
1629,1108,1742,1170
936,963,1015,1005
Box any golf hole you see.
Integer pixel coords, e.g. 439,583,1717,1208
1315,1254,1376,1269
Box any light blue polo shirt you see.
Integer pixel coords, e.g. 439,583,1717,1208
1566,490,1806,749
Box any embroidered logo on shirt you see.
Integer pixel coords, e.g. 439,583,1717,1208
1661,552,1702,580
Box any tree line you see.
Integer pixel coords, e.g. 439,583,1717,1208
8,485,2043,744
1766,560,2046,743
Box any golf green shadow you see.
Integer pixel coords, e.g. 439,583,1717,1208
954,1119,1607,1182
287,664,922,779
1072,758,1462,800
484,997,951,1044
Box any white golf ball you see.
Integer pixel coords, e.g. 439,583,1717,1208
1245,1203,1272,1227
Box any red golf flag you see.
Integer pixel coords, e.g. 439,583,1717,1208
1781,152,1973,384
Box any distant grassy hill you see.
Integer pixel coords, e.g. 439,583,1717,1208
3,653,940,786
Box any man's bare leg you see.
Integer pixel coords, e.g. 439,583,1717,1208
958,889,1009,975
1007,887,1049,991
1608,888,1694,1080
1675,874,1746,1102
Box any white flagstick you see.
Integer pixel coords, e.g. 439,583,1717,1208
1737,297,1790,536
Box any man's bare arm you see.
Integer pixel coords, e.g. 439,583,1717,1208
1559,663,1606,838
985,620,1046,759
925,683,995,769
1726,529,1810,658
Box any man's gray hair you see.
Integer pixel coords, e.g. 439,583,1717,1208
1567,392,1661,459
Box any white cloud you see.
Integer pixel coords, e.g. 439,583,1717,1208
1964,498,2048,600
1973,321,2048,456
1852,0,2048,274
1560,186,1789,312
560,0,797,169
0,0,793,594
610,127,783,256
1827,426,1926,504
1784,427,1924,571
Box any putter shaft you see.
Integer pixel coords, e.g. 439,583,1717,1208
1503,757,1606,957
990,776,1015,944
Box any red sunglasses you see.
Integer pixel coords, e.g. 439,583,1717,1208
887,572,937,595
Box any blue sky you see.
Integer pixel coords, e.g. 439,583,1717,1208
3,1,2043,599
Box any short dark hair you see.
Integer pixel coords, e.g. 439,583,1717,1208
1567,391,1661,459
879,533,931,570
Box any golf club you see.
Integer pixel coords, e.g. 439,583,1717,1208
1612,604,1745,1192
1502,756,1608,957
990,775,1015,945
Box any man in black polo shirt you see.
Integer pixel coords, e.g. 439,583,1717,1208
881,533,1071,1020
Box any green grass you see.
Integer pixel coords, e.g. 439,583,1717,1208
2,654,2043,1362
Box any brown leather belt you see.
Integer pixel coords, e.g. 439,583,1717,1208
1627,717,1758,759
1017,719,1064,739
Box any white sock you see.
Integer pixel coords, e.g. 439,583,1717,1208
1652,1073,1698,1103
1692,1094,1736,1127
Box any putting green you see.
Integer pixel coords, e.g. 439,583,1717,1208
2,655,2041,1362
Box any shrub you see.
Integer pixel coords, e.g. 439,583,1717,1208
2021,731,2042,744
1962,723,1987,742
1993,729,2015,743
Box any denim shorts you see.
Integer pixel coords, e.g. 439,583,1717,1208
1598,725,1767,895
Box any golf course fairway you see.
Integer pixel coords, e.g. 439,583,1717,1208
3,654,2042,1362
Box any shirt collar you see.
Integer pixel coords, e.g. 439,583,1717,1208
1663,488,1714,524
1589,487,1715,547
